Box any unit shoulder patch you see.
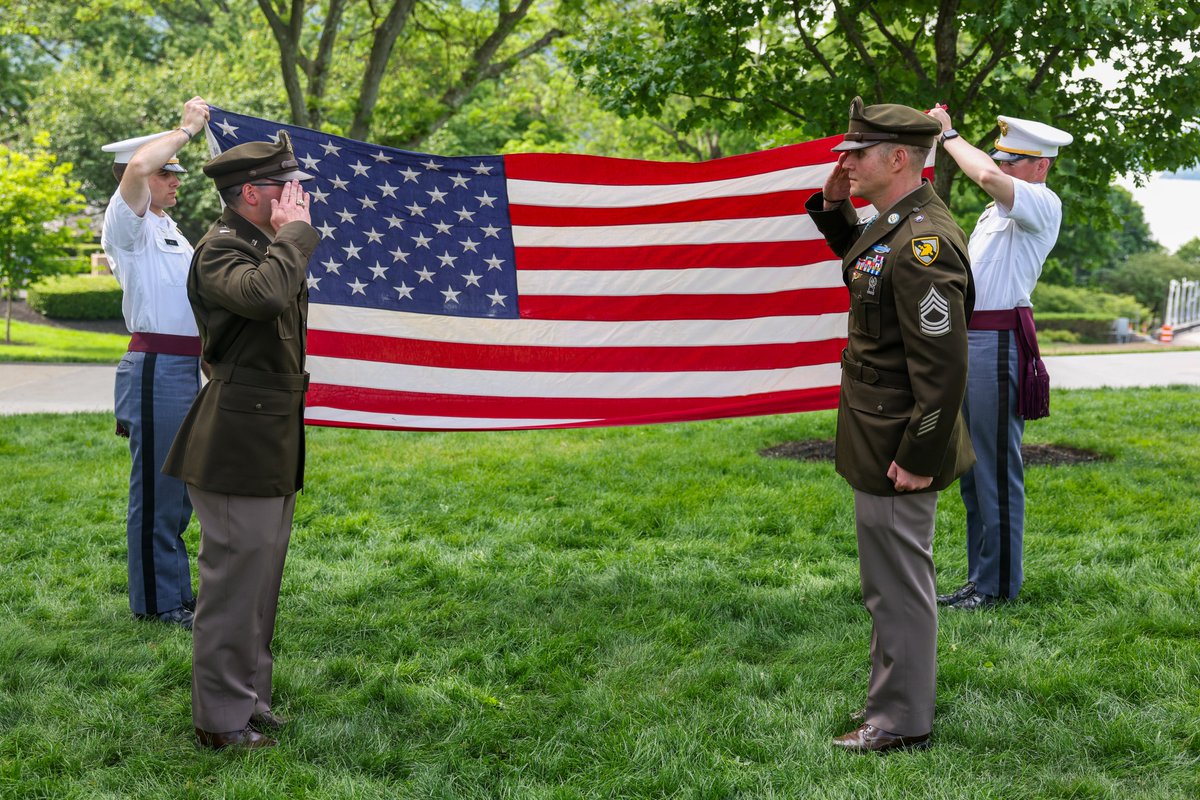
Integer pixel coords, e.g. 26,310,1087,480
911,236,940,266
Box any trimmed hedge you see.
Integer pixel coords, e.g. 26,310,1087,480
26,274,123,320
1036,312,1118,343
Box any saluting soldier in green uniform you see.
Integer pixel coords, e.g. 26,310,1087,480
164,132,319,750
804,98,975,753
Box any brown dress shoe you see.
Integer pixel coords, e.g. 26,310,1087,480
249,710,287,732
832,723,930,753
195,726,277,750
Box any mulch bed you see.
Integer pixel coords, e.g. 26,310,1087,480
760,439,1109,466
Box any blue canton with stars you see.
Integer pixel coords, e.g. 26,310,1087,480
207,107,518,319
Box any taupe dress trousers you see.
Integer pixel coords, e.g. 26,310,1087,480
854,489,938,737
188,486,295,733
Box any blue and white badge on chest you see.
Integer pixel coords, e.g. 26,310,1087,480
853,244,889,278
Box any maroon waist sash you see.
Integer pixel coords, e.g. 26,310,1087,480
969,308,1049,420
128,332,202,357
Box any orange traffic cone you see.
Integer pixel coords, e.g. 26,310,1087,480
1159,324,1174,343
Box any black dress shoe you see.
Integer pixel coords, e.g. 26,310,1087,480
195,726,277,750
135,607,194,630
937,581,976,606
183,597,196,613
249,710,287,732
948,590,1001,610
833,723,930,753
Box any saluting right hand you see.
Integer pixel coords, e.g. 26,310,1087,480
822,152,851,208
270,180,312,230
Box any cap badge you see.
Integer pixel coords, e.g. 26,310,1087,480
911,236,940,266
998,119,1009,136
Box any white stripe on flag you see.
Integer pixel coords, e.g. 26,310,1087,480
306,356,843,399
305,407,598,430
505,163,834,206
512,214,819,248
517,262,844,296
307,304,848,347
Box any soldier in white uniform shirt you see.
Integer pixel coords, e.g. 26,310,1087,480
927,107,1072,609
101,96,210,629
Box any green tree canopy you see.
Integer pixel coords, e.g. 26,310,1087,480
1175,236,1200,264
569,0,1200,246
0,133,90,341
1044,185,1158,285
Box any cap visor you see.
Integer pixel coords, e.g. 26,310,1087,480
990,149,1023,162
832,140,880,152
275,169,315,182
163,164,188,174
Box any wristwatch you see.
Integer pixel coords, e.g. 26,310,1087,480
938,129,960,145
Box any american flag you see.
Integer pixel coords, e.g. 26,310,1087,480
205,108,850,431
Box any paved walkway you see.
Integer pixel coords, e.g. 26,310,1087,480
2,334,1198,415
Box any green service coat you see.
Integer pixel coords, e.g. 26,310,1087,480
164,207,319,496
805,181,976,496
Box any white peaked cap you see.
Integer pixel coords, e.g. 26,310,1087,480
101,130,187,171
991,116,1073,161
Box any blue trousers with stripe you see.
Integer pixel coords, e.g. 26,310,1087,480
114,351,200,616
959,329,1025,599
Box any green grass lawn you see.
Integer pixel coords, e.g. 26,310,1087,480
1,389,1198,799
0,320,129,364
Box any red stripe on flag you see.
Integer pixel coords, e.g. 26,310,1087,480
508,190,814,227
515,240,836,271
307,329,848,372
503,138,844,185
305,383,840,427
519,287,847,322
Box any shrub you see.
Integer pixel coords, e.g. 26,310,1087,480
1032,283,1149,320
1036,313,1120,343
1039,328,1081,344
26,274,123,320
1092,251,1200,315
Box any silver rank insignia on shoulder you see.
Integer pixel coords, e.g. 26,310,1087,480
918,285,951,336
887,212,900,224
218,228,232,234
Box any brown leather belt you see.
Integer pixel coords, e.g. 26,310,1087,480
128,332,202,357
206,362,310,391
840,350,911,390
